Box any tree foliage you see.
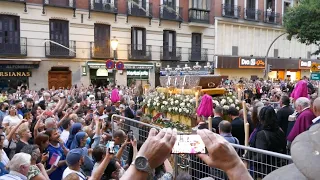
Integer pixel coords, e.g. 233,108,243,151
283,0,320,55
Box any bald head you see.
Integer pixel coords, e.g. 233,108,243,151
219,120,232,134
313,97,320,116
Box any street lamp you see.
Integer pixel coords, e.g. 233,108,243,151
111,37,118,85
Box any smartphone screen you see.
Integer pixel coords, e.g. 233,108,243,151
128,130,134,141
108,141,115,154
172,135,206,154
49,153,60,166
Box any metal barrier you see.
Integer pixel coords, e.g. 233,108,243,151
111,114,292,180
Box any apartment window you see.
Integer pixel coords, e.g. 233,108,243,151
163,30,176,52
131,27,146,50
190,0,210,9
94,24,110,54
0,15,20,54
49,19,69,55
164,0,175,7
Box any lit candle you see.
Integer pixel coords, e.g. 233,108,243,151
245,123,249,147
195,91,199,108
174,77,177,87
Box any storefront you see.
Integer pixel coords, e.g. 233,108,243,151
86,62,155,87
0,63,39,92
216,56,318,81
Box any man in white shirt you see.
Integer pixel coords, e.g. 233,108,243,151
60,119,72,144
0,135,9,166
62,148,86,179
0,153,31,180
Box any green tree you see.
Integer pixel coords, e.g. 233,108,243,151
283,0,320,55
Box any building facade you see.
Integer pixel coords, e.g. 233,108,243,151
212,0,319,81
0,0,215,90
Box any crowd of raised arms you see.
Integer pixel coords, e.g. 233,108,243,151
0,76,317,180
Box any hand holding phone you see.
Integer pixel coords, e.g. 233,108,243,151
128,130,134,141
108,141,115,154
172,135,206,154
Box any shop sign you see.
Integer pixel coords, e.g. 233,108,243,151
239,57,265,68
299,60,312,69
0,64,39,69
127,71,149,76
96,69,109,77
124,65,153,70
310,73,320,80
0,71,32,77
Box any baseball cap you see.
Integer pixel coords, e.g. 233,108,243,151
264,123,320,180
66,148,84,166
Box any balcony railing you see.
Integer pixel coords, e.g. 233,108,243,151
244,8,261,21
160,6,183,22
160,46,181,61
89,0,118,14
0,0,26,2
222,4,241,18
188,9,210,23
188,48,208,61
45,40,76,58
264,11,281,25
127,1,152,18
43,0,75,9
90,42,114,59
0,37,27,57
127,44,152,60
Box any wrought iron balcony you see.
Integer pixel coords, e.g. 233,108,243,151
244,8,261,21
188,48,208,61
160,6,183,22
160,46,181,61
222,4,241,18
45,40,76,58
0,37,27,57
264,11,281,25
0,0,26,2
127,44,152,60
43,0,75,9
89,0,118,14
90,42,115,59
188,9,210,23
127,1,152,18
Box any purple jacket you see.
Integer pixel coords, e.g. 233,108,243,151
287,109,315,142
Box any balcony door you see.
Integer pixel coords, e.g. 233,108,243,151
131,27,146,57
131,0,146,16
191,33,201,60
0,15,20,55
246,0,256,19
93,0,113,11
163,30,176,58
163,0,176,19
49,19,69,56
94,24,110,57
225,0,236,16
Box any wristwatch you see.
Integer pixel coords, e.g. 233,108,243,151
132,156,153,173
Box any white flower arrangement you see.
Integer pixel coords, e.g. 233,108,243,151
142,91,196,116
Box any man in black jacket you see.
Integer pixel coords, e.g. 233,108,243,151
276,95,294,135
212,106,223,133
228,107,245,145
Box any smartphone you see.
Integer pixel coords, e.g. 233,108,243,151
108,141,115,154
128,130,134,141
172,135,206,154
49,153,60,166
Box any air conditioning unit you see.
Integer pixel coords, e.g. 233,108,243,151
156,62,161,67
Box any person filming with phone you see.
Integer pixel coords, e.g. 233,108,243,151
121,128,252,180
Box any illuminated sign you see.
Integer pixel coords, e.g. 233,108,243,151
0,71,31,77
239,57,265,68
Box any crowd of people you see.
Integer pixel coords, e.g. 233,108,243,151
0,75,317,180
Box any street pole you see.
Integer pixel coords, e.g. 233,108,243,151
114,49,116,85
264,32,286,79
